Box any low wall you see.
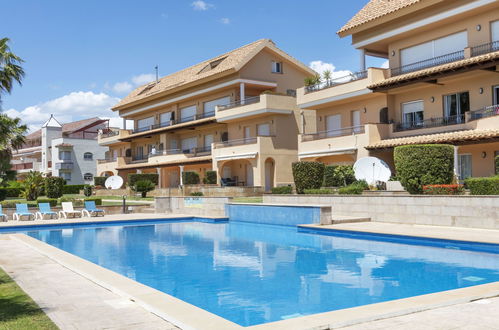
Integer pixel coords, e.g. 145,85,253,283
155,197,231,217
263,195,499,230
97,186,263,197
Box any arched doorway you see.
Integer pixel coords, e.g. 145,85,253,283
100,171,114,177
264,158,275,192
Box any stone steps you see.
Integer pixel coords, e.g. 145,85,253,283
331,215,371,225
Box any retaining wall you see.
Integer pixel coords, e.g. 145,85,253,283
263,195,499,230
96,186,263,197
155,197,231,217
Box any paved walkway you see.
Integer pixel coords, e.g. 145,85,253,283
0,235,178,330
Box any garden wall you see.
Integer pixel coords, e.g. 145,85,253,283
263,195,499,230
95,186,264,197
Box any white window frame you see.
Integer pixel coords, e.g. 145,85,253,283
492,20,499,42
271,61,283,74
83,152,93,161
401,100,424,127
458,153,472,180
59,150,71,161
84,173,93,181
443,91,469,120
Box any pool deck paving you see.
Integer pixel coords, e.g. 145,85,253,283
1,213,499,329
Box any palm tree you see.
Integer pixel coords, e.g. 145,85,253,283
0,38,25,102
0,113,27,184
323,70,332,86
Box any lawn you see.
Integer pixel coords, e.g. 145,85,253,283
0,268,57,330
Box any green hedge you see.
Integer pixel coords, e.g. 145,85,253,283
394,144,454,194
465,177,499,195
128,173,158,186
62,185,85,194
203,171,217,184
0,189,7,202
338,180,368,195
182,171,200,185
94,176,107,187
3,187,22,198
496,155,499,174
303,188,333,194
1,200,38,208
190,192,204,196
45,177,66,198
292,161,325,194
36,198,58,207
84,197,102,206
323,165,356,187
58,197,84,207
271,186,292,194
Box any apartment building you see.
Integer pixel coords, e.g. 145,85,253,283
11,116,109,184
297,0,499,180
98,39,316,190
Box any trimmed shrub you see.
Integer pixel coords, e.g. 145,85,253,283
190,192,204,196
4,187,22,197
422,184,464,195
394,144,454,194
1,200,38,208
36,198,58,207
203,171,217,184
128,173,158,186
62,185,85,194
496,155,499,174
0,189,7,202
83,185,93,197
338,180,369,195
292,161,325,194
94,176,107,187
45,176,66,198
131,180,155,198
465,177,499,195
84,197,102,205
58,197,84,207
303,188,333,194
324,165,356,187
271,186,293,194
182,171,200,185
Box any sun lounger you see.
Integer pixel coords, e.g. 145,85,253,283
82,201,105,217
58,202,82,219
36,203,58,220
0,205,7,222
13,204,35,221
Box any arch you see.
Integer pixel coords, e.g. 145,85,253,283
264,157,275,192
218,159,255,186
100,171,114,177
83,152,93,160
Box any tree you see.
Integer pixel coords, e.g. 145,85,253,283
0,38,25,102
0,114,27,184
22,171,44,201
131,180,155,198
323,70,332,85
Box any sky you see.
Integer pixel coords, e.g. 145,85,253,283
1,0,385,131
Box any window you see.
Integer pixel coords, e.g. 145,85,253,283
60,172,71,181
181,137,197,152
493,85,499,105
160,112,174,125
84,173,93,181
257,123,271,136
59,151,71,161
326,114,342,137
271,61,283,73
444,92,469,121
83,152,93,161
458,154,472,180
402,101,424,128
137,117,154,131
204,134,213,150
351,110,361,133
180,105,197,122
492,20,499,42
203,96,230,114
198,56,227,74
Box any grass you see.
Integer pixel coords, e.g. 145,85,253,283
232,196,263,203
0,268,57,330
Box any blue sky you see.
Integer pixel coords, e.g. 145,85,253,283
2,0,383,130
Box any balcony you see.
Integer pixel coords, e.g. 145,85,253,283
393,114,466,132
215,94,297,122
471,40,499,57
469,104,499,121
304,71,368,94
98,129,131,145
131,111,216,135
212,136,274,162
301,126,365,142
55,161,74,170
391,50,465,76
12,162,33,171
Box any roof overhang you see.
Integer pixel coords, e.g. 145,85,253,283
215,152,258,161
120,118,218,141
298,148,357,159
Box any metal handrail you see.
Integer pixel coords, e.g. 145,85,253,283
305,71,368,94
471,40,499,57
469,104,499,121
100,130,120,138
393,113,466,132
301,125,365,142
217,96,261,111
213,137,258,149
391,50,465,76
131,111,216,134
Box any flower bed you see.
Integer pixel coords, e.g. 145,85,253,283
422,184,464,195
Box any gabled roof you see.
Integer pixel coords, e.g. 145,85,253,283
114,39,315,110
338,0,423,36
41,114,62,128
26,117,106,140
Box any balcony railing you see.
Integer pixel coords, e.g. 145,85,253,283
301,125,365,142
148,146,213,158
217,96,260,111
132,111,216,134
471,40,499,57
97,158,117,164
305,71,368,94
12,163,34,170
469,104,499,121
55,162,74,170
131,154,148,162
394,114,465,132
391,50,465,76
99,129,120,138
213,137,258,149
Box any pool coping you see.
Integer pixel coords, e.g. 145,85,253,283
3,219,499,330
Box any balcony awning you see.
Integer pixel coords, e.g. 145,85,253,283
215,152,258,161
299,148,356,159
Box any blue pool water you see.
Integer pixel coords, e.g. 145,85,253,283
18,220,499,326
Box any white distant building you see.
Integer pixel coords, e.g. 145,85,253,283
11,115,109,185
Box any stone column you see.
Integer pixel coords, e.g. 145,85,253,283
240,83,245,104
157,167,162,188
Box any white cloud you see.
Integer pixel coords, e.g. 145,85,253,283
191,0,213,11
309,61,352,80
131,73,155,86
5,91,121,132
112,81,133,94
220,17,230,24
381,60,389,68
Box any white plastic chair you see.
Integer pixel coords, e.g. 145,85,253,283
58,202,82,219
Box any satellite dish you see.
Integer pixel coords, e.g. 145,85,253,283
105,175,124,189
353,157,391,186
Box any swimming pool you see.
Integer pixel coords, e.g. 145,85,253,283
16,219,499,327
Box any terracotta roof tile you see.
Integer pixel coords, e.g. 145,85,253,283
368,51,499,90
338,0,422,35
366,129,499,149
